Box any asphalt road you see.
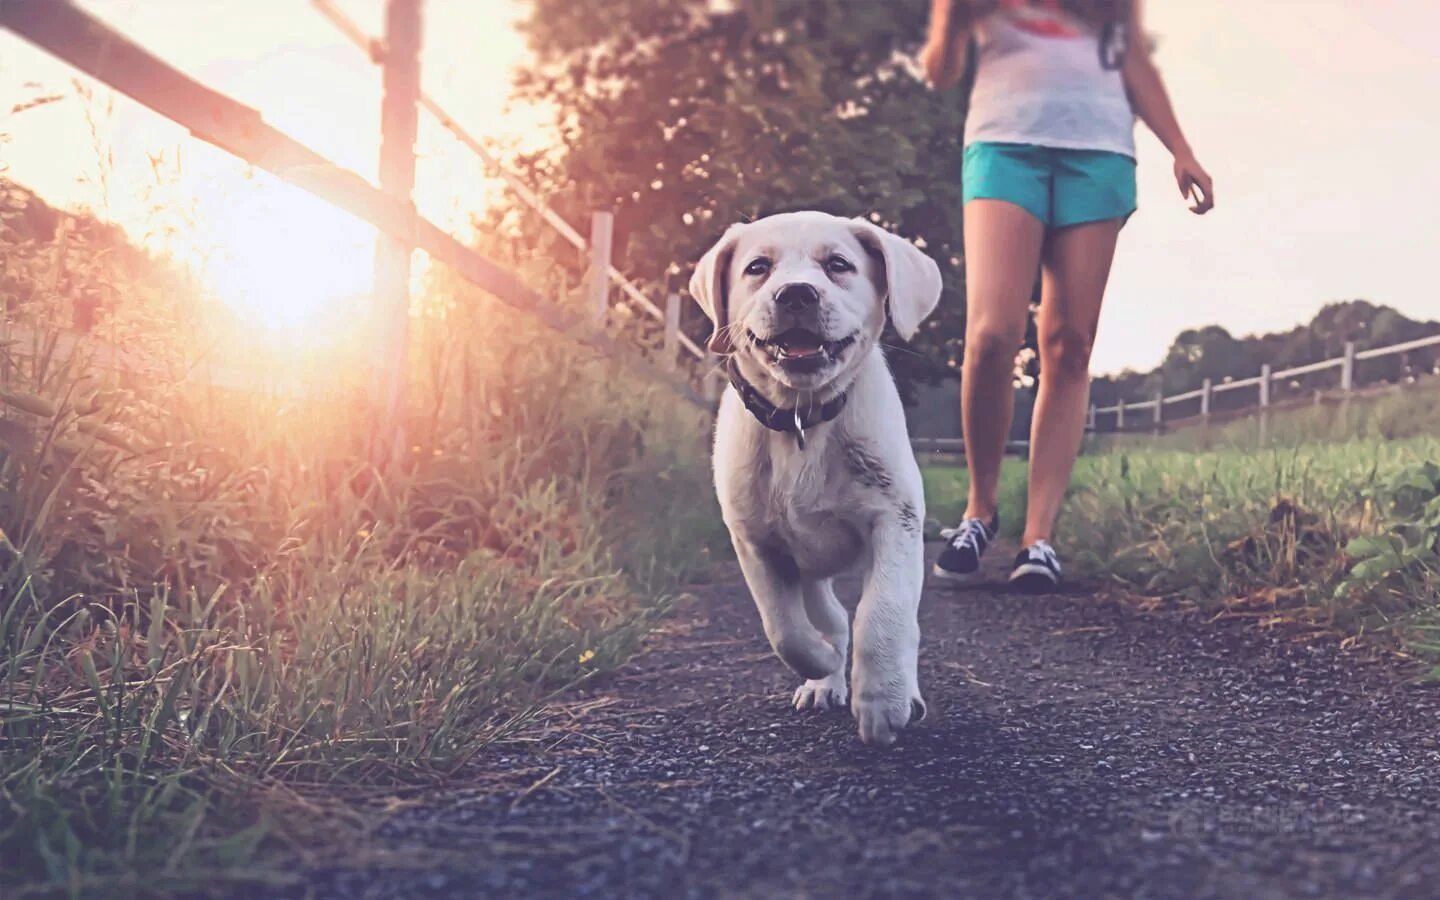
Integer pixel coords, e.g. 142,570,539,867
298,546,1440,900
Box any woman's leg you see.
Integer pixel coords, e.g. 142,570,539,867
961,199,1046,522
1023,217,1123,546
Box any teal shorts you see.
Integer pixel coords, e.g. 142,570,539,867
962,142,1137,228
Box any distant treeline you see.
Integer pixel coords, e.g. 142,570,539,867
1091,301,1440,408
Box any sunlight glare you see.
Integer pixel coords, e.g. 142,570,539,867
199,175,376,337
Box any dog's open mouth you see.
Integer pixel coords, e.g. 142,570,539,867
750,329,857,372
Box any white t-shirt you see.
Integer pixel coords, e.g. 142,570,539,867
963,2,1137,158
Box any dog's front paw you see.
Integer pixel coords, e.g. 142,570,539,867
792,672,848,712
851,688,926,746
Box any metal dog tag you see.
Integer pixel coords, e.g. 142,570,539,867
793,408,806,450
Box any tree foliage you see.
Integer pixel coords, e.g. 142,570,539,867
493,0,971,386
1091,300,1440,407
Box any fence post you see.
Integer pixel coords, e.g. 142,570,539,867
1087,402,1097,432
371,0,422,465
702,350,723,405
662,292,681,371
1152,389,1163,430
1258,363,1272,447
586,211,613,328
1116,396,1126,431
1340,340,1356,393
1200,377,1212,418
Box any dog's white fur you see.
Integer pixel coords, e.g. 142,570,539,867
690,211,942,745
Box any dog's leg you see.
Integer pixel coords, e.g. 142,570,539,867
851,518,927,746
734,539,846,681
792,578,849,711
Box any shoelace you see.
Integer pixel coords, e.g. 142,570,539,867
1026,540,1058,566
939,518,989,552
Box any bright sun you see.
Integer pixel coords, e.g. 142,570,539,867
196,175,377,336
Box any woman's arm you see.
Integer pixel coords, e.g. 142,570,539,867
919,0,974,90
1121,0,1214,213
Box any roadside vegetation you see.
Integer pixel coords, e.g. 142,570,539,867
0,187,722,896
925,395,1440,667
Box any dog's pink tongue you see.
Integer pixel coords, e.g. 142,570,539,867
783,339,823,357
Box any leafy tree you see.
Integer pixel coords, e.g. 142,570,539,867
493,0,973,390
1157,325,1256,394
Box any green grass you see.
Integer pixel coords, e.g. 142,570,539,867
920,458,1028,539
923,425,1440,655
0,256,725,896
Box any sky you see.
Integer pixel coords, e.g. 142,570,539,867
2,1,1438,373
1106,0,1440,373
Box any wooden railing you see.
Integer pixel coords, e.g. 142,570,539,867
308,0,711,366
1087,333,1440,434
0,0,713,444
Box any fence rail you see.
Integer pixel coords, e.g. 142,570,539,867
309,0,707,362
0,0,710,432
911,438,1029,457
1089,333,1440,434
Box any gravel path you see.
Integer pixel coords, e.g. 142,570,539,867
301,545,1440,900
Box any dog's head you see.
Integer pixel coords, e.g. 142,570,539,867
689,211,942,394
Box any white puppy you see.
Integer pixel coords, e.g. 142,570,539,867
689,210,943,746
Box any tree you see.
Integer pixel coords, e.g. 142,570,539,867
494,0,973,390
1158,325,1256,394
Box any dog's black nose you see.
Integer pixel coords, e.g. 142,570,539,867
774,282,820,311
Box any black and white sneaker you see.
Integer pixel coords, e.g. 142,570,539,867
1009,540,1062,593
932,515,998,584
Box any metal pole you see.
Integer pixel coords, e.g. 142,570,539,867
1152,389,1163,429
1087,402,1097,432
587,212,614,328
1200,377,1212,418
1116,397,1126,431
372,0,421,464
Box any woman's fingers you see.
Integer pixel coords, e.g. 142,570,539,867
1176,162,1214,214
1190,169,1215,214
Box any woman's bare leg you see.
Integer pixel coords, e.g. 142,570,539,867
1024,217,1123,546
960,199,1046,523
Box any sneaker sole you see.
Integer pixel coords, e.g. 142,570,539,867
931,564,986,586
1008,563,1060,594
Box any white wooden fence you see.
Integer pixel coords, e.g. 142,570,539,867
308,0,712,368
1087,333,1440,434
1,0,717,450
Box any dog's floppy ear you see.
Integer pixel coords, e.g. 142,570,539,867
850,219,943,342
688,222,746,354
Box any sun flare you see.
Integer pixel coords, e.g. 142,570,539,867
197,177,377,336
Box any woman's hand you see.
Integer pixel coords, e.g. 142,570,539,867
919,37,965,89
920,0,973,90
1173,153,1214,214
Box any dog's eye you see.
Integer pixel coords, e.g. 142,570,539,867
743,257,771,277
824,255,856,275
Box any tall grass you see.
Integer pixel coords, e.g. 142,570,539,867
0,201,722,895
923,389,1440,655
1063,438,1439,626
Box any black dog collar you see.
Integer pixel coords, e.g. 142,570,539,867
725,358,848,449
